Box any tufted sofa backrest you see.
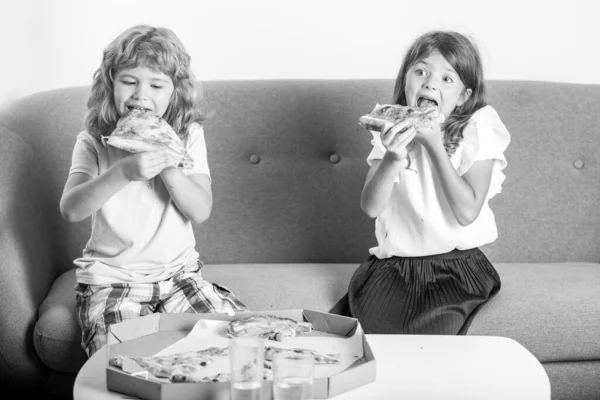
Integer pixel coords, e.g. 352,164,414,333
0,79,598,272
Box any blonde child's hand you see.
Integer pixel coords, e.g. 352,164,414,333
119,150,171,181
380,120,417,162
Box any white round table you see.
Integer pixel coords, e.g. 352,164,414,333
74,334,551,399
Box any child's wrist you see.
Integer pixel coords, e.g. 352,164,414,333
383,151,410,169
160,166,180,178
421,137,445,156
111,160,131,182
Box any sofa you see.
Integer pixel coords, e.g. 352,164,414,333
0,79,598,400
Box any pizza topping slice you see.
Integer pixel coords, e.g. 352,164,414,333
358,103,444,134
102,108,194,169
172,371,231,383
227,315,313,341
263,346,340,367
109,346,228,382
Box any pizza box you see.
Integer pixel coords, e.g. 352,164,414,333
106,309,376,400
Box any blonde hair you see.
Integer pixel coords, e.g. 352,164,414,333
85,25,207,140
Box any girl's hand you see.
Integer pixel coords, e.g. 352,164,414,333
380,120,417,161
119,150,171,181
414,122,444,147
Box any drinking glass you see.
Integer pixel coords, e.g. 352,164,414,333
229,337,265,400
272,352,314,400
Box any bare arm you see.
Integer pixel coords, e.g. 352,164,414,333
60,150,172,222
160,168,212,224
420,132,494,226
361,156,403,218
361,120,416,218
60,169,127,223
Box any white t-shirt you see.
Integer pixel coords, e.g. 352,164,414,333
367,105,511,258
69,123,211,285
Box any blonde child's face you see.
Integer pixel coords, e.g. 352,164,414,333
113,65,174,118
404,49,471,119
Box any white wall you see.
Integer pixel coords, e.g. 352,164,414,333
1,0,597,108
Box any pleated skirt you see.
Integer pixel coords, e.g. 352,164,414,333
339,248,501,335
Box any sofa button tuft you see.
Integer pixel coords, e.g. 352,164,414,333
329,153,341,164
573,159,584,169
249,154,261,164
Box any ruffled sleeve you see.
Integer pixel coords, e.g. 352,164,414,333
366,129,387,166
454,105,511,199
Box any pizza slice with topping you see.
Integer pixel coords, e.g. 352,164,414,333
263,345,340,368
227,315,313,341
109,346,228,382
102,108,194,169
359,103,444,133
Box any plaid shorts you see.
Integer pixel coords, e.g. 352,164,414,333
75,269,247,357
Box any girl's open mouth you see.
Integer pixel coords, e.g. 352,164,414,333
126,105,152,112
417,97,438,108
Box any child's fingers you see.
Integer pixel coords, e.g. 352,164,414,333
390,119,413,132
144,150,169,161
380,122,394,142
388,126,416,150
134,151,172,178
381,120,412,145
143,151,171,167
394,126,417,148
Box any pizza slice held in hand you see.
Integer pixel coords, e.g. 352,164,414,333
358,104,444,134
102,108,194,169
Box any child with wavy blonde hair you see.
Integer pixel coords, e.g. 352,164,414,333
60,25,246,357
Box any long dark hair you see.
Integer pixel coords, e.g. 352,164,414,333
392,31,486,155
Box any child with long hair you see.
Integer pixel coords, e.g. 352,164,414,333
60,25,247,356
332,30,510,335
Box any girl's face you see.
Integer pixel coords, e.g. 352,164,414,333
404,49,472,119
113,65,174,118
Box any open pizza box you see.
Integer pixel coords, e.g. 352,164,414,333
106,309,376,400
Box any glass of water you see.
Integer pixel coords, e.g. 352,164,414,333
229,337,265,400
273,352,314,400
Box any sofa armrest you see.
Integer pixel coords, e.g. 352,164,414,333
0,128,61,389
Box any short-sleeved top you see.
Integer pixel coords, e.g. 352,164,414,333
366,105,511,258
69,123,211,285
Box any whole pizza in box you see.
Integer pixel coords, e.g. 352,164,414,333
109,314,345,384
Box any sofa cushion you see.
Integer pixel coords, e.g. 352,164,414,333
468,262,600,363
542,361,600,400
34,262,600,374
32,263,358,373
201,263,357,311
